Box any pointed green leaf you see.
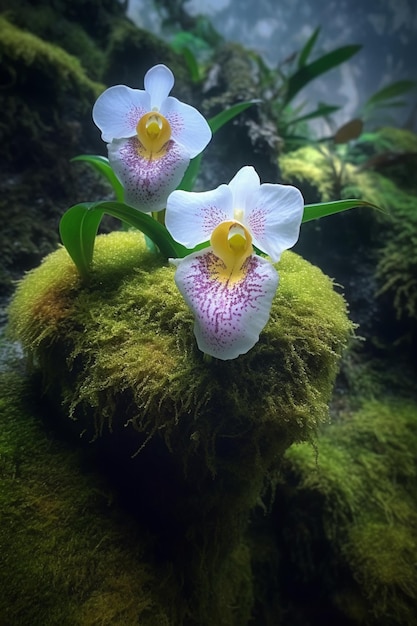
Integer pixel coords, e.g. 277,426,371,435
284,44,362,106
72,154,125,202
208,100,259,134
178,154,203,192
92,201,187,258
60,201,190,278
59,202,104,279
302,199,382,223
297,27,321,68
364,80,416,109
181,46,201,82
288,103,340,125
178,100,258,192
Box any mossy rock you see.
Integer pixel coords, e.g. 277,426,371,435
0,369,171,625
6,230,352,623
102,20,190,94
280,398,417,625
200,42,282,189
0,364,254,625
5,5,106,81
349,127,417,192
7,231,352,457
0,15,108,295
0,15,104,167
1,0,126,49
280,143,417,348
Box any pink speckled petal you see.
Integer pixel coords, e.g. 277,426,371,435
173,250,279,360
165,185,233,248
144,64,175,109
108,137,190,212
246,184,304,262
161,97,212,157
93,86,150,142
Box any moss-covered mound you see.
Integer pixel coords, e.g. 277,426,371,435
0,15,107,294
7,230,352,624
280,134,417,349
280,398,417,625
0,369,173,626
8,231,352,452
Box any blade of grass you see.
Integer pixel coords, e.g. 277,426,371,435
284,44,362,106
297,26,320,68
72,155,124,202
303,199,382,223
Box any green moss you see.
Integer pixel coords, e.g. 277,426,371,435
0,15,104,168
280,142,417,331
103,20,189,93
366,126,417,154
8,231,352,453
0,16,104,102
7,6,106,81
0,362,260,625
7,230,352,624
284,398,417,624
279,146,341,201
343,169,417,323
0,15,107,294
373,186,417,321
0,369,174,625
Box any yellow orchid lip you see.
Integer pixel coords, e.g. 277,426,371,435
136,111,171,159
210,220,253,283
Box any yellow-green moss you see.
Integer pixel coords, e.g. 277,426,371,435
279,145,340,201
0,362,261,625
363,126,417,155
6,230,352,624
6,5,106,81
280,142,417,326
8,230,352,457
0,370,172,626
284,398,417,625
0,16,104,98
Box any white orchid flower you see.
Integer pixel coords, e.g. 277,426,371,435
165,166,304,360
92,64,212,212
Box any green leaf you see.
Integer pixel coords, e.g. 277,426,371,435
95,202,186,258
302,199,381,223
364,80,416,110
208,100,259,133
288,103,340,125
178,154,203,192
71,155,124,202
60,201,188,278
59,202,104,279
297,27,320,68
178,100,258,192
181,46,201,82
284,44,362,106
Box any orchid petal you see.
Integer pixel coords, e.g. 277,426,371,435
161,97,212,157
166,185,233,248
108,137,190,212
144,64,175,109
92,86,150,142
173,249,279,360
246,184,304,261
228,165,260,216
